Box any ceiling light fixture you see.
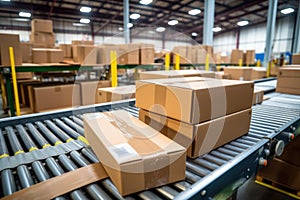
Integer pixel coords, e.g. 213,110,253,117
128,23,133,28
118,27,123,31
191,32,198,36
140,0,153,5
80,6,92,13
212,27,222,32
280,8,294,14
80,18,90,24
188,9,201,15
156,27,166,32
1,0,11,1
168,19,178,26
130,13,140,20
237,20,249,26
73,23,87,26
19,12,31,18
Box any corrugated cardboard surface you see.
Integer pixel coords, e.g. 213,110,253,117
84,110,186,196
252,89,264,105
276,87,300,95
96,85,136,103
278,67,300,77
48,49,64,63
258,158,300,191
139,108,251,158
251,67,266,80
59,44,72,58
32,48,48,63
136,77,254,124
140,44,155,65
118,44,140,65
72,40,94,45
224,67,252,80
30,32,55,47
80,80,111,105
31,19,53,33
243,50,255,65
277,77,300,89
292,54,300,64
139,70,215,80
72,45,95,63
21,42,32,63
230,49,244,64
0,33,22,66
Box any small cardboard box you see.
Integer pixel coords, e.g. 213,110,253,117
251,67,266,80
136,77,254,124
0,33,22,66
292,54,300,64
21,42,32,63
140,44,155,64
252,89,264,105
48,49,64,63
83,110,186,195
96,85,136,103
224,67,252,80
31,19,53,33
278,67,300,77
258,158,300,191
277,77,300,89
59,44,72,58
118,44,140,65
32,48,48,63
30,32,55,47
79,80,111,105
139,108,251,158
139,70,215,80
16,72,33,80
230,49,244,64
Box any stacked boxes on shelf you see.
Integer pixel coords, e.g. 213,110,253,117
96,85,136,103
292,53,300,64
243,50,255,65
276,66,300,95
0,33,22,66
223,67,266,81
172,45,214,64
136,77,253,158
230,49,244,64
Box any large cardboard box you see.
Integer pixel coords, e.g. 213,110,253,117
72,45,95,63
196,48,207,64
139,108,251,158
139,70,215,80
32,48,48,63
252,89,264,105
292,54,300,64
278,67,300,77
48,49,64,63
118,44,140,65
21,42,32,63
276,87,300,95
19,80,41,106
221,56,230,64
201,45,213,56
251,67,266,80
277,77,300,89
0,33,22,66
258,158,300,191
59,44,72,58
230,49,244,64
31,19,53,33
33,84,81,112
97,85,136,103
244,50,255,65
84,110,186,195
30,32,55,47
80,80,111,105
136,77,254,124
172,46,189,64
224,67,252,80
140,44,155,64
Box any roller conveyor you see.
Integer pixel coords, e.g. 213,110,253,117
0,79,300,199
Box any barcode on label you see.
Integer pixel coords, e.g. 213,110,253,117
110,143,138,159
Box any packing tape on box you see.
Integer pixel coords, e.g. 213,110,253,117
0,140,88,171
1,163,108,200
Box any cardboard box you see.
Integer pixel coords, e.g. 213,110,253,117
72,45,95,63
83,110,186,195
292,54,300,64
278,136,300,166
224,67,252,80
201,45,213,56
30,32,55,47
19,80,41,106
221,56,230,64
139,108,251,158
31,19,53,33
47,49,64,63
32,48,48,63
136,77,254,124
118,44,140,65
172,46,189,64
16,72,33,80
276,87,300,95
59,44,72,58
214,72,231,79
71,40,94,45
33,84,81,112
196,48,207,64
97,85,136,103
252,89,264,105
277,77,300,89
0,33,22,66
140,44,155,64
230,49,244,64
244,50,255,65
251,67,266,80
139,70,215,80
80,80,111,105
278,67,300,77
258,158,300,191
21,42,32,63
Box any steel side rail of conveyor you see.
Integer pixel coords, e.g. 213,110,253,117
0,96,300,198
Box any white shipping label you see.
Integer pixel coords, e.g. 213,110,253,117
109,143,138,162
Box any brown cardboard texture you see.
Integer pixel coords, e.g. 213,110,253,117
32,48,48,63
258,158,300,191
47,49,64,63
139,70,215,80
278,67,300,78
59,44,72,58
21,42,32,63
276,87,300,95
117,44,140,65
277,77,300,89
72,45,95,63
72,40,94,45
244,50,255,65
140,44,155,64
136,77,254,124
251,67,266,80
139,108,251,158
252,89,264,105
97,85,136,103
83,110,186,196
230,49,244,64
224,67,252,80
30,32,55,47
31,19,53,33
292,54,300,64
80,80,111,105
0,33,22,66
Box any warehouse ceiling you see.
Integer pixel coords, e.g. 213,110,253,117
0,0,298,42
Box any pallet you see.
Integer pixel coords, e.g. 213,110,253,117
255,175,300,199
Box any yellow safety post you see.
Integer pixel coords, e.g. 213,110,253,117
9,47,20,116
110,51,118,87
0,77,7,110
205,54,210,71
175,54,180,70
165,53,170,71
238,58,243,67
257,59,261,67
216,66,221,71
266,61,271,77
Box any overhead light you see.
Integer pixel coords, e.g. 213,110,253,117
156,27,166,32
80,6,92,13
237,20,249,26
191,32,198,37
19,12,31,18
212,27,222,32
130,13,140,20
80,18,90,24
1,0,11,1
73,23,87,26
168,19,178,26
14,18,30,22
188,9,201,16
128,23,133,28
148,30,155,34
140,0,152,5
281,8,294,14
118,27,123,31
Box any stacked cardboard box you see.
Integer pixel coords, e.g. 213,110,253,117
84,110,186,195
172,45,213,64
230,49,244,64
21,42,32,63
79,80,111,105
30,19,55,48
252,89,264,105
0,33,22,66
251,67,266,80
118,43,140,65
140,43,155,64
136,77,253,158
243,50,255,65
139,70,215,80
276,67,300,95
32,48,64,63
72,45,96,63
224,67,252,80
292,53,300,64
72,40,94,45
96,85,136,103
214,71,231,79
59,44,72,58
